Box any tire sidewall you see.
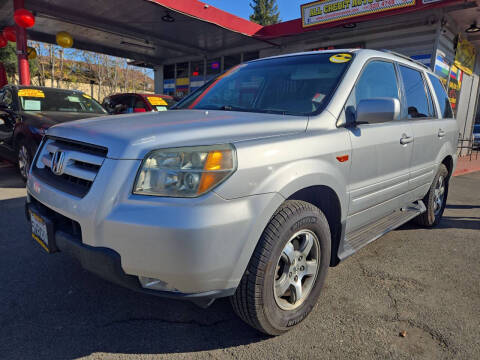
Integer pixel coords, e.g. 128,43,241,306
17,139,34,181
427,165,449,225
261,207,331,332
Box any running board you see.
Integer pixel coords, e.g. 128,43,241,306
345,201,426,252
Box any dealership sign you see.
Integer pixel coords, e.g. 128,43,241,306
301,0,416,27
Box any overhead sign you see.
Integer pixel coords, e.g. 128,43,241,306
454,36,476,75
301,0,416,27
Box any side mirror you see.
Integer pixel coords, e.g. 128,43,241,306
356,98,400,125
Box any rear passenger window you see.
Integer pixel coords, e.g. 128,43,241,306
399,66,434,119
428,74,454,119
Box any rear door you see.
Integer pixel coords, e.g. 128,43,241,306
397,65,439,200
427,74,457,169
346,60,414,234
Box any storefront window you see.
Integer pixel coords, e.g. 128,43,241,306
207,58,221,76
224,54,241,70
243,51,259,62
163,64,175,79
191,60,204,77
176,62,189,78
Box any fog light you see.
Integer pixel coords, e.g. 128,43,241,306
138,276,179,292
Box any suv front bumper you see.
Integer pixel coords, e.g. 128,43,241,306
26,158,284,299
26,203,233,306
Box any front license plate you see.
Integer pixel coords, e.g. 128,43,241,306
30,210,50,252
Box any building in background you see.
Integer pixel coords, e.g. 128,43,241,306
1,0,478,144
155,0,479,144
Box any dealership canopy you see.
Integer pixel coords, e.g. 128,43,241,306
0,0,479,83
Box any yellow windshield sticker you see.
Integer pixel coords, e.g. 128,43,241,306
329,53,352,63
82,93,92,99
148,97,168,106
18,89,45,98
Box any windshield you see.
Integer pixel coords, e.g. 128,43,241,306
174,53,353,116
18,88,107,114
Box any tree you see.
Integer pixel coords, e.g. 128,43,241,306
0,43,18,83
0,42,41,85
249,0,280,25
31,42,47,86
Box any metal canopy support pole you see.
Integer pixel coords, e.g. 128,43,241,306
153,65,164,94
14,0,30,85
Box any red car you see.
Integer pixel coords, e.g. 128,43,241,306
102,93,176,114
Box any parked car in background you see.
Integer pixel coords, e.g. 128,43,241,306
102,93,176,114
473,123,480,149
0,85,107,180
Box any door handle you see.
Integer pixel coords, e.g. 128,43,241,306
438,129,446,138
400,135,413,145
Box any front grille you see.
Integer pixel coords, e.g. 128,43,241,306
32,136,107,198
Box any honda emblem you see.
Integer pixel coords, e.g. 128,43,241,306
51,151,66,175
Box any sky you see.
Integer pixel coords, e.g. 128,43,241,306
203,0,305,22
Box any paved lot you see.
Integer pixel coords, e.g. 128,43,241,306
0,164,479,360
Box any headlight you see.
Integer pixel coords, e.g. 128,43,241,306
133,144,236,197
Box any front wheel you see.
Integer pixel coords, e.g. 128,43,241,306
230,200,331,335
17,139,35,182
415,164,449,227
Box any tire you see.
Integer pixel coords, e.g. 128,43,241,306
230,200,331,335
414,164,449,227
17,138,35,182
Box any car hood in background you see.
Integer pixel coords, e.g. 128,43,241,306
46,109,308,159
22,111,105,128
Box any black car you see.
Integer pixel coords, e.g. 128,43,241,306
0,85,107,180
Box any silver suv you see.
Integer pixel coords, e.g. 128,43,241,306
26,49,458,335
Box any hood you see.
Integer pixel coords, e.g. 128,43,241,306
22,111,104,128
46,109,308,159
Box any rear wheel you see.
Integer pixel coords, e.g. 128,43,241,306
230,200,331,335
415,164,449,227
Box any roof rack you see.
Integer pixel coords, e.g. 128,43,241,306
381,49,430,70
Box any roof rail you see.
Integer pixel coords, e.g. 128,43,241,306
381,49,430,70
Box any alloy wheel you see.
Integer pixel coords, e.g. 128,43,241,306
18,145,30,179
433,175,445,217
274,229,320,311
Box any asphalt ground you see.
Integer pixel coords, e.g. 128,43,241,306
0,163,479,360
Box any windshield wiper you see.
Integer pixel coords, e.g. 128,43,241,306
218,105,252,112
261,108,302,116
197,105,300,116
194,104,253,112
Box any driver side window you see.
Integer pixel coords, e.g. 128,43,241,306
346,60,399,123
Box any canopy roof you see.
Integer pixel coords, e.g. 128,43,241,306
0,0,478,65
0,0,266,65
